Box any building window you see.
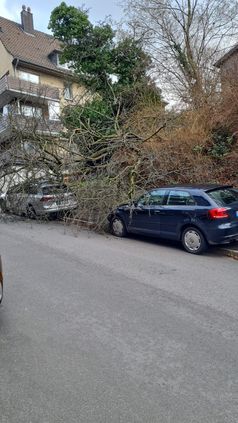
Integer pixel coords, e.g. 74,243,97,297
48,101,60,121
64,83,73,100
56,54,73,70
18,71,39,84
1,104,15,116
2,105,9,115
21,105,42,118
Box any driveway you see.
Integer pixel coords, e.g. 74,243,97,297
0,220,238,423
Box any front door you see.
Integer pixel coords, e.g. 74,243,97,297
128,189,167,235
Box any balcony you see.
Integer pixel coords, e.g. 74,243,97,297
0,75,60,109
0,115,64,141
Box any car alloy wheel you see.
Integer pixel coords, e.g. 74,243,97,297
182,227,207,254
111,217,127,237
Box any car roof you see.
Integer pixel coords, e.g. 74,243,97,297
156,184,233,192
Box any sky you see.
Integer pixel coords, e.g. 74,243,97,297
0,0,123,32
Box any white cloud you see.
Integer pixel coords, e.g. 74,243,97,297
0,0,19,22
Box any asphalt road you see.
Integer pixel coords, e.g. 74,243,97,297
0,220,238,423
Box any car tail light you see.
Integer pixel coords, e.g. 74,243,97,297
40,195,54,202
208,207,229,219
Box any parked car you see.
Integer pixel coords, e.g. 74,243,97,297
3,181,78,218
108,185,238,254
0,256,3,304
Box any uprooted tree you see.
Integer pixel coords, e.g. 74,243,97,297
1,88,238,229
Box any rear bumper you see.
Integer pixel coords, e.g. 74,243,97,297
206,223,238,245
38,203,77,215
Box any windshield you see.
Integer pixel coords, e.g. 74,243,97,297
208,188,238,207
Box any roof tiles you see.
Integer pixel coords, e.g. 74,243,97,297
0,16,64,74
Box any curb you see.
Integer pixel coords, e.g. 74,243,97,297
219,247,238,260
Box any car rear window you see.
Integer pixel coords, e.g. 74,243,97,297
42,185,68,195
207,188,238,206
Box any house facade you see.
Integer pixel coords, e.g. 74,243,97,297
215,44,238,85
0,6,84,176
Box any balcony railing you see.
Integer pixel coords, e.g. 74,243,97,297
0,75,60,108
0,115,64,140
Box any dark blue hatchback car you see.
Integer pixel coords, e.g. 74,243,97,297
108,185,238,254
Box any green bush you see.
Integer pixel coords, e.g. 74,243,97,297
209,127,234,158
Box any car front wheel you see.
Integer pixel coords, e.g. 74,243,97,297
111,217,127,237
181,227,207,254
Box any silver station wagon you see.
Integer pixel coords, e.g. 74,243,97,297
3,181,78,218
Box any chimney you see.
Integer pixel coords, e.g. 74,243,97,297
21,5,34,34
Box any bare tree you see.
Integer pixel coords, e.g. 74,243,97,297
125,0,238,107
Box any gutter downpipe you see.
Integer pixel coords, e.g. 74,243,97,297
13,57,20,77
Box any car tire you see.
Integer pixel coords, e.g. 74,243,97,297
48,212,58,220
26,205,37,219
111,217,127,237
181,227,207,254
